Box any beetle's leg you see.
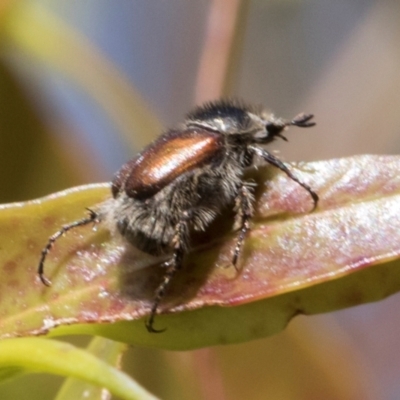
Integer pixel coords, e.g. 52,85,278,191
250,146,318,210
145,214,189,333
38,209,99,286
232,183,254,269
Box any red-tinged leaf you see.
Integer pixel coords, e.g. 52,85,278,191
0,155,400,349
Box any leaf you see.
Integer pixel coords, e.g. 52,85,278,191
0,338,158,400
55,338,128,400
0,155,400,349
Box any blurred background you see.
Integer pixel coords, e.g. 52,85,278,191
1,0,400,399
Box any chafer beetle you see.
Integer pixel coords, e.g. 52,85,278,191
38,99,318,332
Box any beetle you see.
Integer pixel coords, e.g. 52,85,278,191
38,99,318,332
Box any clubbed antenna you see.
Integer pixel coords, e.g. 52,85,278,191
290,113,315,128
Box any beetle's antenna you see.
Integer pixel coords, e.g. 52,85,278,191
290,113,315,128
38,209,99,286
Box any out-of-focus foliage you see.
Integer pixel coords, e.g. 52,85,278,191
0,337,158,400
54,337,127,400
